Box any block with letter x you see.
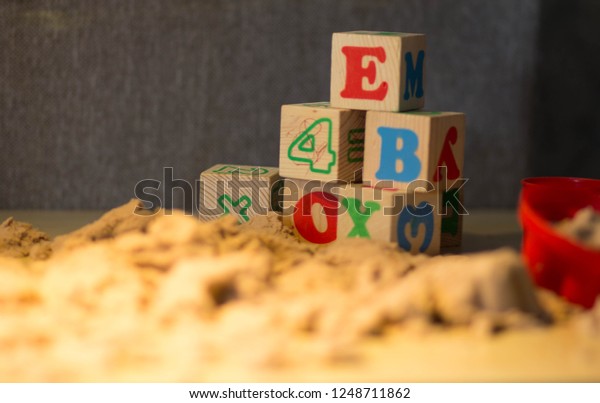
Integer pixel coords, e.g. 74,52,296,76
330,31,426,112
281,178,441,255
363,111,466,192
279,102,366,182
199,164,281,223
337,184,441,255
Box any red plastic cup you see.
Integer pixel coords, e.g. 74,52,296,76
519,177,600,308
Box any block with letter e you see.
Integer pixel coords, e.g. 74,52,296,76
330,31,426,112
279,102,366,182
199,164,281,223
363,111,466,192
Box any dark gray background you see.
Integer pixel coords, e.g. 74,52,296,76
1,0,598,210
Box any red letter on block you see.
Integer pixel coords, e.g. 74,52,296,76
433,126,460,182
293,191,338,244
340,46,388,100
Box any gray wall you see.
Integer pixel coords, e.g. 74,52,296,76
530,1,600,179
0,0,596,210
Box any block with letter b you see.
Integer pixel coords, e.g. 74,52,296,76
279,102,366,182
363,111,466,192
199,164,281,223
330,31,426,112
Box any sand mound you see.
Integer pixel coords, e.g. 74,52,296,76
0,201,590,381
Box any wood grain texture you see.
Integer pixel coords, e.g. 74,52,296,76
363,111,466,192
330,31,426,112
281,177,344,244
338,184,441,255
282,179,440,254
279,103,365,182
199,164,280,222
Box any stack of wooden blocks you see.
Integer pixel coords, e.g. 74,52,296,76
200,31,465,255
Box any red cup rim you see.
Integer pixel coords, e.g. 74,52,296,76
521,176,600,190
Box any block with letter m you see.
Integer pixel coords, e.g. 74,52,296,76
330,31,426,112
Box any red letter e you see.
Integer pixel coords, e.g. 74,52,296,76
340,46,388,101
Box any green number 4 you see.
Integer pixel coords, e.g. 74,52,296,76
287,118,336,174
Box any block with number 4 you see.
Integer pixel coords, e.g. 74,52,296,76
330,31,426,112
199,164,281,223
279,102,366,182
363,111,466,191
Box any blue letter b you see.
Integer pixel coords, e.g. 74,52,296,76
375,127,421,182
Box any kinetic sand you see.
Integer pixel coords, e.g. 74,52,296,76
555,207,600,250
0,200,598,381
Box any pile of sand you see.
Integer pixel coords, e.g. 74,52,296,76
0,217,52,259
555,206,600,250
0,200,595,381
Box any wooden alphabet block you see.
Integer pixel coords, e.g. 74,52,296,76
337,184,441,255
330,31,426,112
281,178,343,244
363,110,466,192
279,102,366,182
281,178,441,255
440,187,465,249
199,164,281,222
